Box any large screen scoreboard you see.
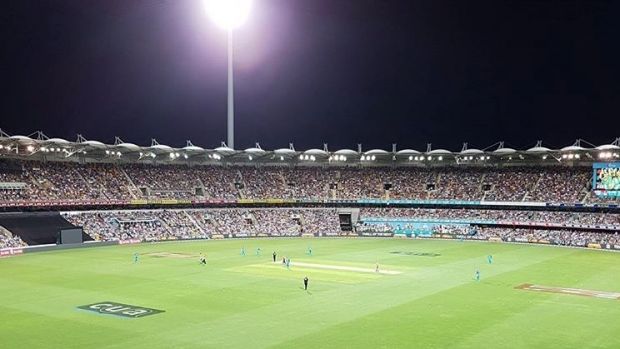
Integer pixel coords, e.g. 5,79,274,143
593,163,620,198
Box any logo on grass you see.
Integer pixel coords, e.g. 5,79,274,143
78,302,164,318
390,251,441,257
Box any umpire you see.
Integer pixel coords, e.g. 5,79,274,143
303,276,309,290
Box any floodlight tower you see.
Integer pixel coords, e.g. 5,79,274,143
204,0,253,150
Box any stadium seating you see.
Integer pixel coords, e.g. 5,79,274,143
0,158,618,251
62,208,341,242
0,159,614,203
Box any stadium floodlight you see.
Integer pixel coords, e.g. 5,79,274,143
204,0,253,30
203,0,253,150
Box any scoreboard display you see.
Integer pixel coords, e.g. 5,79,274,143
593,163,620,198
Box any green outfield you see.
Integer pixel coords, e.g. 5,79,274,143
1,238,620,348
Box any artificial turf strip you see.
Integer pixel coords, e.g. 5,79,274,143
1,238,619,349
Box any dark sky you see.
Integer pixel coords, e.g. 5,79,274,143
1,0,619,151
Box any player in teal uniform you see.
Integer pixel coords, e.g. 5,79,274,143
307,246,313,256
133,252,139,264
240,247,246,256
474,269,480,281
487,255,493,264
256,247,261,256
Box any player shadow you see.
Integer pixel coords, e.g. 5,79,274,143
299,286,312,295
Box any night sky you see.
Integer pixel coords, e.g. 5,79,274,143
1,0,619,151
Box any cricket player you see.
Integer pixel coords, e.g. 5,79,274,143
375,263,379,273
200,254,207,266
273,251,277,263
240,247,246,256
307,246,313,256
133,252,139,264
303,276,309,290
256,247,261,256
487,255,493,264
286,257,291,269
474,269,480,281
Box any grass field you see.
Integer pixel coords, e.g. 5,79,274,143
1,238,620,348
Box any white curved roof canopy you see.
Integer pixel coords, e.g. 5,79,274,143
150,144,173,152
460,149,484,154
560,145,586,152
183,145,205,152
274,148,296,154
334,149,358,155
46,138,70,144
364,149,389,155
395,149,421,155
244,147,265,154
427,149,452,155
493,147,517,154
526,146,551,153
214,146,235,153
596,144,620,150
9,135,33,142
82,140,106,148
304,149,328,156
116,143,140,151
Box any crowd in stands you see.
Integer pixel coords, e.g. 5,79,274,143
0,233,26,249
475,227,620,247
359,208,620,227
0,159,618,204
62,208,340,242
355,220,620,248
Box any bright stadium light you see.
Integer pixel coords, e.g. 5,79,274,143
204,0,253,30
203,0,253,149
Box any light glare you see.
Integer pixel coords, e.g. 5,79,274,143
204,0,253,30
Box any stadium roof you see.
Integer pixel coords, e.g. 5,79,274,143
0,129,618,166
